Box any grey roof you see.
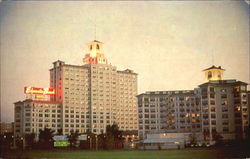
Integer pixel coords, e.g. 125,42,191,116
199,80,248,87
93,40,103,43
203,65,225,71
143,138,184,143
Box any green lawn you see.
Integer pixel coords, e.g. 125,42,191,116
4,149,221,159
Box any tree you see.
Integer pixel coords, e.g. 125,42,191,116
189,133,197,146
38,127,54,149
105,123,123,149
67,130,80,149
56,128,63,135
244,125,250,139
212,131,223,145
203,129,210,141
25,133,36,149
0,132,14,157
80,129,95,149
106,123,122,140
97,132,106,150
15,135,24,150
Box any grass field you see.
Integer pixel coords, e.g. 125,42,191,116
3,149,222,159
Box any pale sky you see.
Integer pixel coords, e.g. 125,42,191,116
0,1,249,122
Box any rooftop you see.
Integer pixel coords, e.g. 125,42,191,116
203,65,225,71
199,79,248,87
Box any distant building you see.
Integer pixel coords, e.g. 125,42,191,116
140,132,204,150
14,40,138,138
137,90,201,140
199,77,249,141
14,100,61,138
137,65,249,144
248,91,250,122
166,90,201,134
0,122,14,134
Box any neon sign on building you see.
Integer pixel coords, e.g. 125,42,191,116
24,87,55,95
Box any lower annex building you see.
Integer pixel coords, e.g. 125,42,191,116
137,66,249,144
14,40,138,139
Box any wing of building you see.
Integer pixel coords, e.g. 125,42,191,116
14,40,138,139
137,65,249,145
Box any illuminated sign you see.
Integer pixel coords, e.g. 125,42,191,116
53,135,68,141
35,95,46,99
78,134,87,141
24,87,55,95
54,141,70,147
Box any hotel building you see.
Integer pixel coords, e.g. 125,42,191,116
138,66,249,143
199,66,249,141
14,40,138,137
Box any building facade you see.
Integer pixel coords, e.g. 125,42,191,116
199,79,249,141
14,100,61,138
137,90,201,140
137,66,249,143
166,90,201,134
14,40,138,137
0,122,14,134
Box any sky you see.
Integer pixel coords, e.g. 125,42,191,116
0,1,249,122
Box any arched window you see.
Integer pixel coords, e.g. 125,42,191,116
208,71,212,79
218,72,221,79
96,44,100,50
90,45,92,50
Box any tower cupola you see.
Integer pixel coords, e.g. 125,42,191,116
83,40,108,65
203,65,225,82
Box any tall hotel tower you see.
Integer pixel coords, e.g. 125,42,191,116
15,40,138,136
49,40,138,135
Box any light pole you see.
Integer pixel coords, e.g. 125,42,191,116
88,136,92,149
95,135,98,151
21,137,25,150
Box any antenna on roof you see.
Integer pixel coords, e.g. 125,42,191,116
94,24,97,40
212,52,214,65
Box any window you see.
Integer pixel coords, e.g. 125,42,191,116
221,89,227,93
222,107,228,112
144,98,149,102
96,44,99,49
211,120,216,125
221,94,227,98
210,87,214,92
202,95,207,99
241,86,246,91
150,114,156,118
234,86,240,92
218,72,221,78
150,98,155,102
210,94,215,98
235,113,241,118
211,107,215,112
221,100,228,106
208,71,212,79
211,114,216,118
234,99,240,104
222,121,229,125
210,100,215,105
223,127,229,132
222,114,228,119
